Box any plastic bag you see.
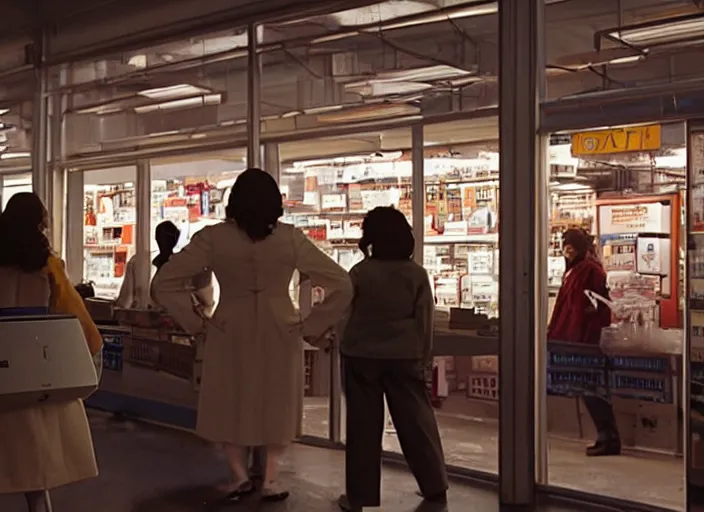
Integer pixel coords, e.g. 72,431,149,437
585,290,682,354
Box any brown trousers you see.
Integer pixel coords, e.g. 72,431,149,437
342,356,448,507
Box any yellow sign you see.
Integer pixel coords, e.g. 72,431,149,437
571,124,661,156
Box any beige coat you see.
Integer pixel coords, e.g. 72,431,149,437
0,259,99,493
152,221,352,446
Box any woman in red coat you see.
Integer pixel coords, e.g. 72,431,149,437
548,229,619,456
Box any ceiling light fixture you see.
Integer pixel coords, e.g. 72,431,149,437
1,152,30,160
134,94,222,114
346,80,433,97
139,84,210,100
0,108,9,116
607,13,704,48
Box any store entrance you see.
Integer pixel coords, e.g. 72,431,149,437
543,123,685,510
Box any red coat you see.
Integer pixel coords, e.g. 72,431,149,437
548,257,611,345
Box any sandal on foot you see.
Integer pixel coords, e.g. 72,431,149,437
224,480,255,501
261,482,290,502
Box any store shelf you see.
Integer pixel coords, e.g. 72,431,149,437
425,233,498,244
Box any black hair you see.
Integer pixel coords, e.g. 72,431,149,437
562,228,589,256
359,206,414,261
152,221,181,269
226,168,283,242
0,192,51,273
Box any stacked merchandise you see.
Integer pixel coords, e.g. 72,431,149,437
424,161,500,315
83,184,136,298
548,192,595,290
151,177,229,251
281,160,412,272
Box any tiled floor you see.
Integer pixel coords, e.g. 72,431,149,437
0,412,593,512
302,396,685,511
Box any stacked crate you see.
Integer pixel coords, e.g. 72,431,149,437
115,309,196,383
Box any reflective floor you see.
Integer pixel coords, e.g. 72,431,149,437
0,412,595,512
303,396,684,511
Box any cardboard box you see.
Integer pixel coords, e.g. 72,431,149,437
467,372,498,401
471,355,498,373
634,402,680,453
85,298,114,323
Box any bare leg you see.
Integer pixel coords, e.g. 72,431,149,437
261,444,290,501
223,443,250,491
25,491,53,512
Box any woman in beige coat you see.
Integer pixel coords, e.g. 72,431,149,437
152,169,352,503
0,193,102,512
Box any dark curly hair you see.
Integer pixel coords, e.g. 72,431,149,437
226,168,283,242
359,206,414,261
0,192,51,272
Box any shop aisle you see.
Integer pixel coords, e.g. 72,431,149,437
303,397,684,511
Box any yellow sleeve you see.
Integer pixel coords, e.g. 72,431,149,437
46,256,104,355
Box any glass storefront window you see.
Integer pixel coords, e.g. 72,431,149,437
150,153,247,253
83,166,137,298
417,119,500,474
149,152,247,309
544,123,686,510
278,129,412,438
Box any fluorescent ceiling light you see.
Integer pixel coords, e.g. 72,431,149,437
376,3,498,31
139,84,210,100
330,1,435,27
1,152,30,160
0,108,8,116
346,80,433,96
303,105,344,115
134,94,222,114
376,64,474,82
609,15,704,47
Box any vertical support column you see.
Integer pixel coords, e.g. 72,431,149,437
65,170,84,283
534,137,549,485
135,160,152,308
498,0,542,506
247,24,262,169
50,69,68,256
262,142,280,183
32,31,50,207
412,124,425,265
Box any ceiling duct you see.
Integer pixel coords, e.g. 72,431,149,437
541,76,704,132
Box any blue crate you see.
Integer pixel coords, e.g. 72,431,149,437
102,343,124,372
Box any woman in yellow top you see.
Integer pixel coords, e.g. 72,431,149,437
0,193,102,512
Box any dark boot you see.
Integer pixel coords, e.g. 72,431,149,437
586,430,621,457
582,395,621,456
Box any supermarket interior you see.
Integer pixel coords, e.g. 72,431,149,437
6,0,704,510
